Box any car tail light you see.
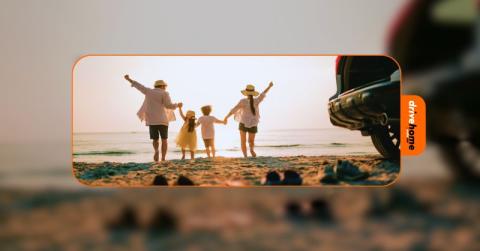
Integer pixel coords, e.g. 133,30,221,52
386,0,418,52
335,56,342,74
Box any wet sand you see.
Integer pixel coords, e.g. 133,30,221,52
73,155,399,186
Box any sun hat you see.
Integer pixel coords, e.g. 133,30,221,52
201,105,212,115
241,84,259,96
154,80,168,88
185,110,196,119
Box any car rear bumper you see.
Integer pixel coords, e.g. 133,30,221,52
328,81,400,131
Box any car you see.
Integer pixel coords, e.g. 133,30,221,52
387,0,480,180
328,56,401,159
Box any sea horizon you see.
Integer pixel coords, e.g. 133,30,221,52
73,128,378,163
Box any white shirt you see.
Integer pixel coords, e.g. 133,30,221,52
229,93,266,128
197,115,223,139
132,81,178,126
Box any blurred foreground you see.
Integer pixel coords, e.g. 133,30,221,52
0,180,478,251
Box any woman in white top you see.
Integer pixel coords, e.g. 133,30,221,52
224,82,274,158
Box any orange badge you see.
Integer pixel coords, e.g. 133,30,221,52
401,95,426,156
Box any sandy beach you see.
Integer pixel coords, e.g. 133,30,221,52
1,180,478,251
73,155,399,187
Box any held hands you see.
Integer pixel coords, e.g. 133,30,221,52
177,102,183,109
223,118,228,125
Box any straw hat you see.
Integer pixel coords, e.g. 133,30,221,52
185,110,195,119
241,84,259,96
154,80,168,88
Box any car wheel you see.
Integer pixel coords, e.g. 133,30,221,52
438,137,480,182
370,123,400,159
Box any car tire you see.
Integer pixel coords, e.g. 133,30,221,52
438,138,480,182
370,124,400,159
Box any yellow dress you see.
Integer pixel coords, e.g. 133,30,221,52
176,122,197,151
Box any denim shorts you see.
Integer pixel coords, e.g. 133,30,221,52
239,123,258,133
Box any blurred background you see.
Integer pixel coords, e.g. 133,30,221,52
0,0,479,250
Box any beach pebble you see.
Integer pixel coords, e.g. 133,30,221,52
285,201,304,219
386,188,428,213
107,206,139,230
282,170,302,185
148,208,178,234
264,171,281,185
310,198,333,221
320,165,338,185
152,175,169,186
336,160,369,181
376,160,400,174
176,175,195,186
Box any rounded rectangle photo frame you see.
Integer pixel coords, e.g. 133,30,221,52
71,54,415,188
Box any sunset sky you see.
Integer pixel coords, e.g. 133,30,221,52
73,56,337,133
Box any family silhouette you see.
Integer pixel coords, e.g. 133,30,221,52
124,74,273,161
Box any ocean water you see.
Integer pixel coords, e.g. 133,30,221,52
73,128,378,163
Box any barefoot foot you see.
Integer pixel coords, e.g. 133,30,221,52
154,151,159,162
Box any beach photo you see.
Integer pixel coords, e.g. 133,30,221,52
72,55,400,186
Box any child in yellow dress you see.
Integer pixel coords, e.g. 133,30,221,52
176,104,197,160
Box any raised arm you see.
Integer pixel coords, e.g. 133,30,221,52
256,81,274,104
261,81,274,96
124,74,148,94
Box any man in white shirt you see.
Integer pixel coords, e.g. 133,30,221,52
124,75,182,162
